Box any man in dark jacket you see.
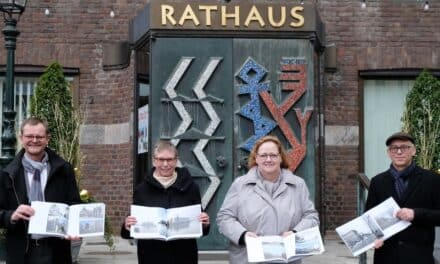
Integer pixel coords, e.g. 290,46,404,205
0,117,81,264
366,132,440,264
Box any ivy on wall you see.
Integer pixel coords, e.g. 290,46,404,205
402,70,440,171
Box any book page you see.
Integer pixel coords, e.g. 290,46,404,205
166,204,202,240
245,235,266,262
130,205,167,240
67,203,105,237
246,235,293,263
336,197,411,256
29,201,69,237
294,226,325,256
366,197,410,240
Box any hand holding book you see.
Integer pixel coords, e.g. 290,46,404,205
28,201,106,238
128,204,203,241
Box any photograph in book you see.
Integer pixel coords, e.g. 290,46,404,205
246,234,296,263
245,226,324,263
46,203,69,235
74,203,105,236
28,201,105,237
295,226,325,256
336,197,411,256
130,204,202,240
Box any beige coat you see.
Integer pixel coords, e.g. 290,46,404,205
216,167,319,264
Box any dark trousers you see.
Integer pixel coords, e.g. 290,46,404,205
24,239,54,264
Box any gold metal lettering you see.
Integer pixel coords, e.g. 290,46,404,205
161,5,176,25
178,4,200,26
199,5,218,26
221,6,240,27
268,6,285,28
290,6,304,27
244,5,265,27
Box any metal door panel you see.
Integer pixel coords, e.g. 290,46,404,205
150,37,317,250
151,38,232,249
233,39,316,198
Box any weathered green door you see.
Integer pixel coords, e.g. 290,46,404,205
151,38,233,249
151,37,317,250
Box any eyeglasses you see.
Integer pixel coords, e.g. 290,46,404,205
154,157,177,163
257,153,280,160
388,145,412,154
22,135,46,141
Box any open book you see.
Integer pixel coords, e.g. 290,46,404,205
245,226,324,263
336,197,411,256
28,201,105,237
130,204,202,240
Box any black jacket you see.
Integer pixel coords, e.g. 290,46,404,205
0,148,81,264
121,167,209,264
365,166,440,264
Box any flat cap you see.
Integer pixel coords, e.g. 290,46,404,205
385,132,415,146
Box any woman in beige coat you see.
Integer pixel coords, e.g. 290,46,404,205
217,135,319,264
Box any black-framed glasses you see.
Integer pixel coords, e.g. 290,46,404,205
388,145,412,154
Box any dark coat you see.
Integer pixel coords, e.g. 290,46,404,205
365,166,440,264
121,167,209,264
0,148,81,264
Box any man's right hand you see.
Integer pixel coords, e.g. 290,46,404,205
11,204,34,222
373,238,384,249
125,216,137,231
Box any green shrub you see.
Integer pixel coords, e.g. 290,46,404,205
29,62,81,172
402,70,440,171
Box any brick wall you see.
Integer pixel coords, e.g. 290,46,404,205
0,0,149,230
319,0,440,230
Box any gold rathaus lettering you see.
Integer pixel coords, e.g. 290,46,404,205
179,4,200,26
290,6,304,27
160,4,307,29
161,5,176,25
199,5,218,26
244,5,265,27
268,6,286,28
221,6,240,27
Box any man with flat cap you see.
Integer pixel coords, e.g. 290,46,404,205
365,132,440,264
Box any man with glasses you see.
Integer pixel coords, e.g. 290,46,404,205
0,117,81,264
365,132,440,264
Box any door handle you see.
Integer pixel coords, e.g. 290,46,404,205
216,156,227,168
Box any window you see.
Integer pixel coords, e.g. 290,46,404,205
0,76,74,155
0,77,38,154
363,79,413,178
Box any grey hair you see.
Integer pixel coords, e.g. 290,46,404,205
153,140,178,158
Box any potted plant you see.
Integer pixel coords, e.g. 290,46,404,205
29,62,115,261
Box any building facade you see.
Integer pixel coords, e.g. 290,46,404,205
0,0,439,250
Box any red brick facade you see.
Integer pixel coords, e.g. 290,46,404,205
320,0,439,229
1,0,439,232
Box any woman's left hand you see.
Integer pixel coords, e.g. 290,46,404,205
282,231,294,237
199,212,210,226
